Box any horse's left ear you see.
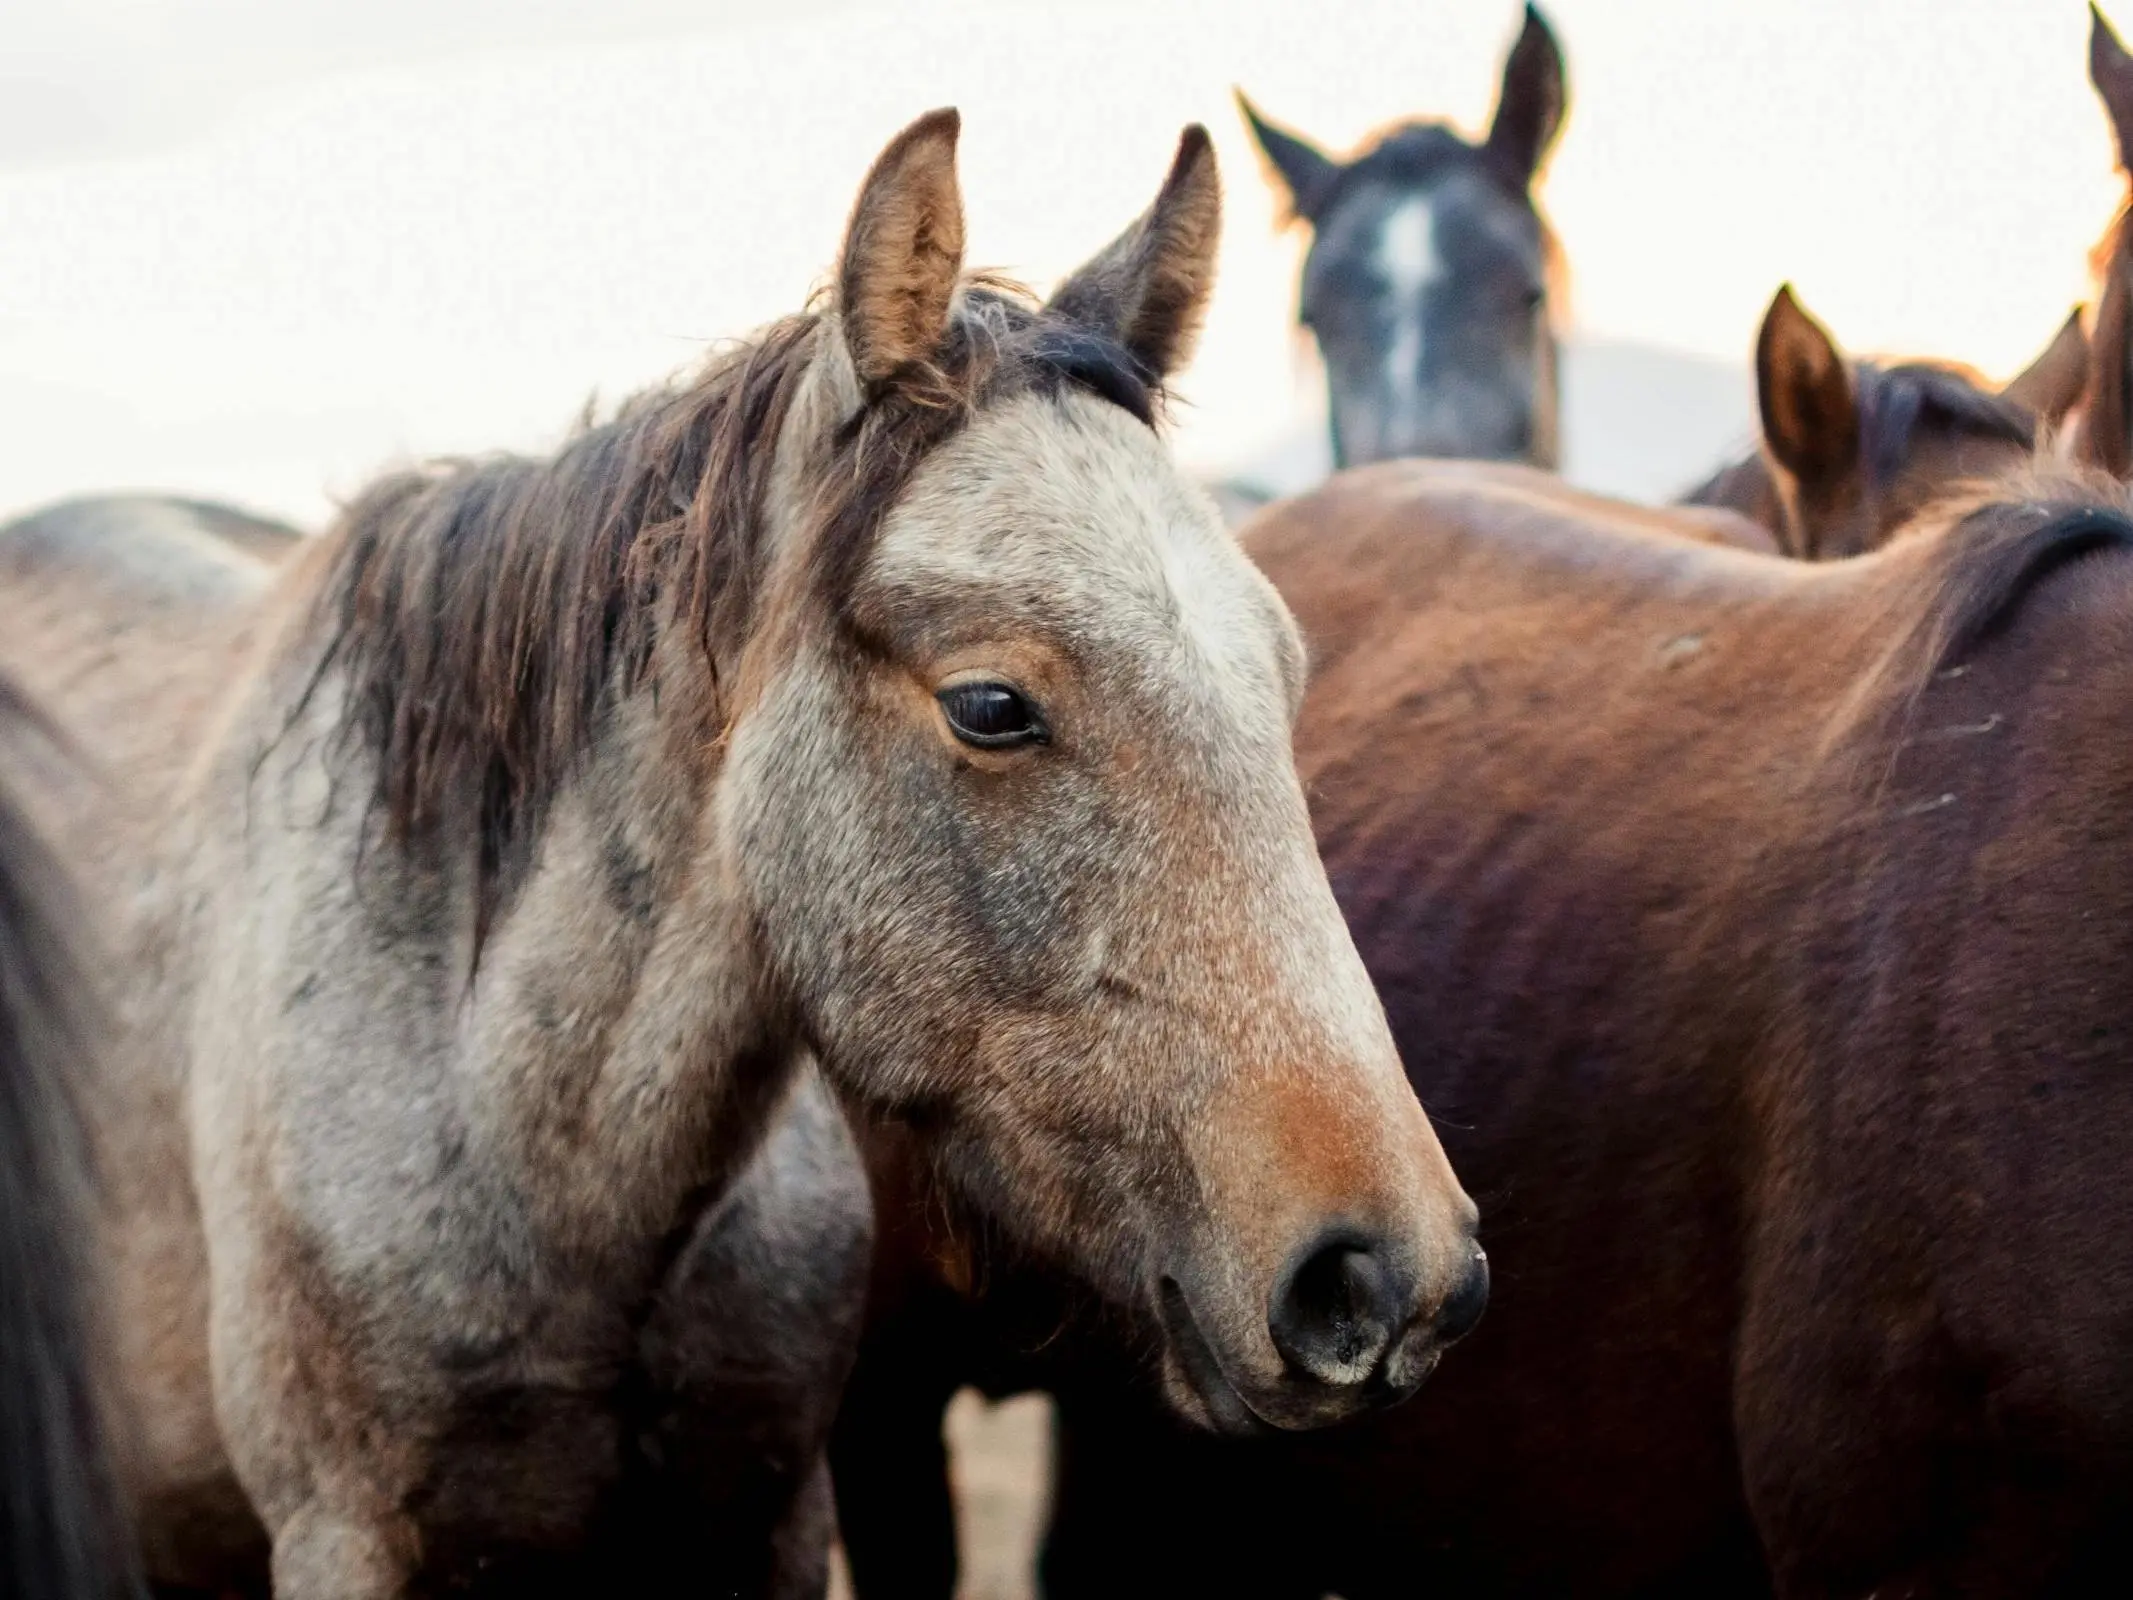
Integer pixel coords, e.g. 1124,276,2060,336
1484,4,1568,188
2093,5,2133,175
1047,125,1222,383
1756,284,1858,499
838,108,967,390
2003,307,2090,424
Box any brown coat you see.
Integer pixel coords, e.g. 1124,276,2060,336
1029,459,2133,1598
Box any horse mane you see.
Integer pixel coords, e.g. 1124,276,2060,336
0,678,137,1600
1851,360,2034,489
1914,479,2133,673
311,283,1158,943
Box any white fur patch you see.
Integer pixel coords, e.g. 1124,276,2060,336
1376,196,1442,429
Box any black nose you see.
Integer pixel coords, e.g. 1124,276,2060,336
1268,1229,1412,1386
1435,1246,1490,1346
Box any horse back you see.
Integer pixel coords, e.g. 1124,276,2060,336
0,495,296,814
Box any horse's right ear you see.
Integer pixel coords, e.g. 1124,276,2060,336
1484,4,1568,188
1756,284,1858,494
1236,92,1340,224
2093,5,2133,174
2002,307,2090,425
838,108,967,391
2076,236,2133,475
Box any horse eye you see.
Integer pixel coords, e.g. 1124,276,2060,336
937,682,1048,750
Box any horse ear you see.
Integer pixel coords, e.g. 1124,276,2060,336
1236,92,1340,224
1484,4,1568,188
838,108,967,390
1047,126,1223,382
1756,284,1858,493
2093,5,2133,175
2002,307,2090,424
2076,235,2133,475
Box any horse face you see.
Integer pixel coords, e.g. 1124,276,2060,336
720,115,1483,1434
1243,5,1566,469
1303,167,1553,468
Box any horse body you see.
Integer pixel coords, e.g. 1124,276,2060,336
1029,460,2133,1597
0,496,875,1594
0,112,1482,1595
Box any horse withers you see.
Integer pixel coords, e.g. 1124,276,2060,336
0,110,1482,1597
1241,3,1567,469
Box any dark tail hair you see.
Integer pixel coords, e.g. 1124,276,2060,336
0,678,138,1600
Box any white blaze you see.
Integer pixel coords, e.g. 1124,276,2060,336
1375,195,1444,443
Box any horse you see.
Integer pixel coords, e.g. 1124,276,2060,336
1683,284,2088,560
0,110,1486,1596
0,679,140,1600
0,493,884,1599
1238,3,1567,473
1022,351,2133,1594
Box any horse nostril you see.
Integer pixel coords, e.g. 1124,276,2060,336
1268,1229,1407,1386
1435,1246,1490,1346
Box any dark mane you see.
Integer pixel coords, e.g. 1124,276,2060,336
1852,361,2034,490
1920,487,2133,672
312,284,1156,942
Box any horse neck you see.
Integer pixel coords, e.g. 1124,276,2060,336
447,620,807,1259
227,562,803,1269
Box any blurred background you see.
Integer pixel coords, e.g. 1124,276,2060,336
1,0,2119,530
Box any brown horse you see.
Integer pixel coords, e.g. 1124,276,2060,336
0,110,1485,1597
0,678,139,1600
1024,398,2133,1597
1684,284,2087,559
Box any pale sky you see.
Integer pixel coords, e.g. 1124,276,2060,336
0,0,2120,526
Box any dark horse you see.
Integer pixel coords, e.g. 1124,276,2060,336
1031,428,2133,1597
1240,4,1566,470
0,679,138,1600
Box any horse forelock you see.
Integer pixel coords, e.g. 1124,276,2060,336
306,282,1160,947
